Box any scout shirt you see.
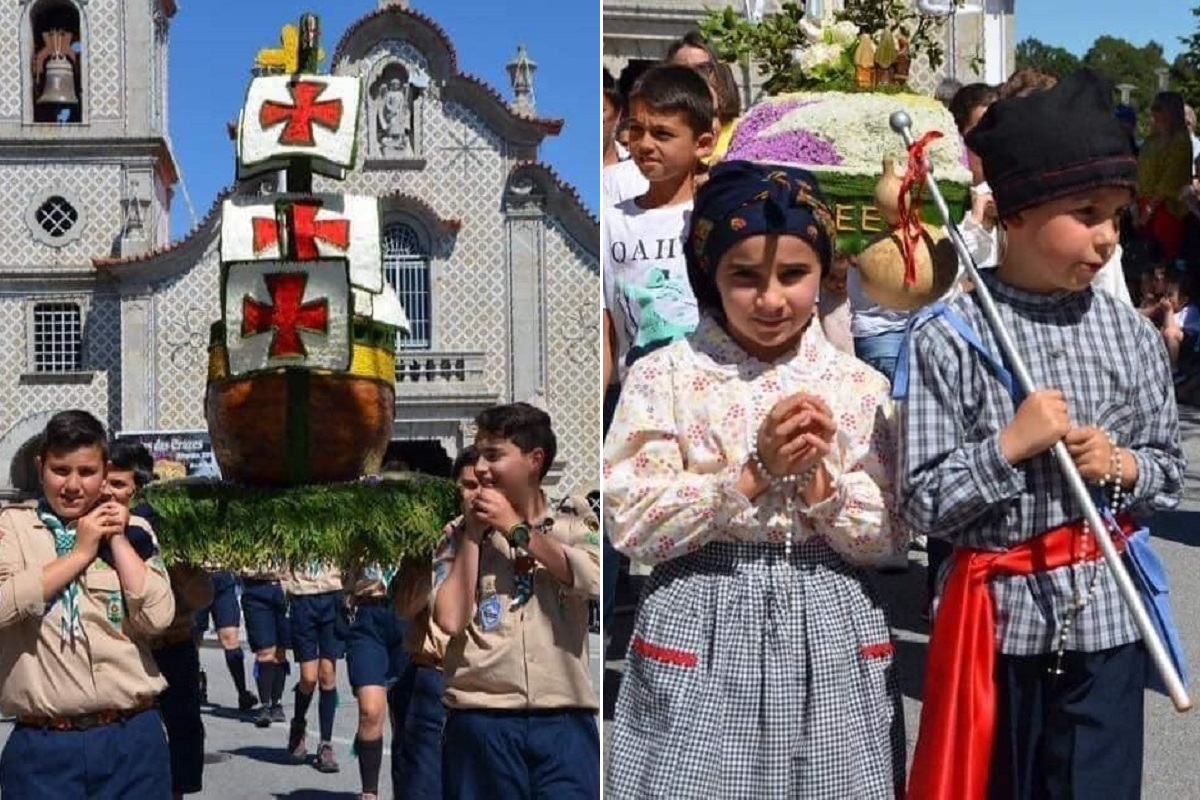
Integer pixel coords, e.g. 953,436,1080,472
151,563,215,648
282,562,343,596
392,552,450,667
432,494,601,711
0,503,175,717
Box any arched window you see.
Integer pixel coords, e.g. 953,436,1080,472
381,222,431,350
29,0,83,124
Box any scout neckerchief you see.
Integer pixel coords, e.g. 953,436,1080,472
37,500,85,645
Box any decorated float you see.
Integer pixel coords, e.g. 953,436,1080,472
143,15,457,570
702,1,970,308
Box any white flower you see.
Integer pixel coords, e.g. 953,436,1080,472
829,21,860,46
798,18,825,44
797,42,843,72
745,91,972,182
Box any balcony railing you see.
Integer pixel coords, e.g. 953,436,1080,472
393,350,493,400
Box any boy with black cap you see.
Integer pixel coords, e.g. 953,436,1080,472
899,69,1186,800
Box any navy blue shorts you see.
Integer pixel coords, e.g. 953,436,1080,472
0,707,171,799
289,590,348,663
241,580,290,653
390,662,445,800
152,640,204,794
442,708,599,800
346,603,407,689
193,571,240,634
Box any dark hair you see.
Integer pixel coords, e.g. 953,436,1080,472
617,60,655,102
710,61,741,125
1152,91,1186,132
38,410,107,461
603,67,623,112
628,64,714,137
999,68,1057,100
108,439,156,488
949,82,999,134
665,31,718,66
474,403,557,480
451,445,479,481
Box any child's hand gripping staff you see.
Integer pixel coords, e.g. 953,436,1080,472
891,108,1190,713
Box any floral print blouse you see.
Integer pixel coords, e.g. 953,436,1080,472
603,314,905,567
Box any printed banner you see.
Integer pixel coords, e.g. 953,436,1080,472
114,430,221,479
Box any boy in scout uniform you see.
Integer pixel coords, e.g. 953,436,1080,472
108,439,214,800
432,403,601,800
239,564,292,727
283,561,347,773
0,410,176,797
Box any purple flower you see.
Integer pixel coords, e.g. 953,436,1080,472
726,99,844,167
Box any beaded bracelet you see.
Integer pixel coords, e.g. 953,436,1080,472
748,446,820,492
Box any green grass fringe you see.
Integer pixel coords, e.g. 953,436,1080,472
141,476,458,570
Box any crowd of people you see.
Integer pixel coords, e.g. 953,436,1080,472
601,31,1186,800
0,403,601,800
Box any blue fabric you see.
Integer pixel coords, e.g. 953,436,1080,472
1122,526,1190,695
152,640,204,794
346,604,408,690
194,571,241,632
854,330,907,384
288,590,348,663
0,708,172,799
891,301,1021,401
686,161,835,278
390,663,445,800
992,643,1145,800
240,580,290,653
441,708,600,800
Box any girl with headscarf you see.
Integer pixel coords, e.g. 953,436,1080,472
603,161,907,798
1137,91,1193,261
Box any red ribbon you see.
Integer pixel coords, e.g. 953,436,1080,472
895,131,943,286
908,513,1134,800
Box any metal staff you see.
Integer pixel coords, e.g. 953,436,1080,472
889,110,1192,712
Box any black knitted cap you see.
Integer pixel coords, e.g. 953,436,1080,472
965,69,1138,218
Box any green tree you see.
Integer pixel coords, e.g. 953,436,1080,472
1082,35,1169,120
1175,5,1200,107
1014,37,1081,78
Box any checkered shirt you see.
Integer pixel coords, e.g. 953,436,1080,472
898,272,1185,655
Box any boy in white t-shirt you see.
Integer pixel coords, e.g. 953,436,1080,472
602,64,714,405
601,64,714,639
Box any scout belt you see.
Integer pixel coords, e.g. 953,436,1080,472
17,696,155,731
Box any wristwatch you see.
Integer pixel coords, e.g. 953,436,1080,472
506,522,532,550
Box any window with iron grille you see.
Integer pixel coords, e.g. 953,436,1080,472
381,222,431,350
35,196,78,239
32,302,82,373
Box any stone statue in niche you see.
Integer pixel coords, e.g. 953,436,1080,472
376,76,411,156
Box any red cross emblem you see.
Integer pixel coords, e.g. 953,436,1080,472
259,80,344,147
241,272,330,358
252,202,351,260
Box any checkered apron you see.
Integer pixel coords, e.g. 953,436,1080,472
606,540,905,799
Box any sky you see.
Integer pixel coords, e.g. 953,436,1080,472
165,1,599,238
1017,0,1193,61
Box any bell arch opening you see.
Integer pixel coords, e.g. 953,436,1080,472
30,0,83,123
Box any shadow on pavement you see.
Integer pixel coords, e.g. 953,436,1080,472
270,792,359,799
224,745,295,766
1148,509,1200,547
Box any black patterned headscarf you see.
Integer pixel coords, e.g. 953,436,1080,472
685,161,836,321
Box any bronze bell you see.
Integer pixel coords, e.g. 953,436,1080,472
37,55,78,107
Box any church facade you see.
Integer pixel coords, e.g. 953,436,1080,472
0,0,599,499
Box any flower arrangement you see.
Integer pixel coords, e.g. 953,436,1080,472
700,0,950,95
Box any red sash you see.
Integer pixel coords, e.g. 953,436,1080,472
907,514,1134,799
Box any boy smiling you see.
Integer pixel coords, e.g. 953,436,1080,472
431,403,600,800
0,410,176,797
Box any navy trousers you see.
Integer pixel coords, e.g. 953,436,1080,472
990,642,1146,800
389,662,445,800
153,640,205,794
442,708,600,800
0,707,171,799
